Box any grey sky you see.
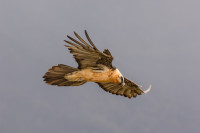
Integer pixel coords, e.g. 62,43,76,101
0,0,200,133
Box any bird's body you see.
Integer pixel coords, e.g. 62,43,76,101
43,30,151,99
65,66,122,84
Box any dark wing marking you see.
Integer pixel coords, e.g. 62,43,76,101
97,78,147,99
64,30,114,69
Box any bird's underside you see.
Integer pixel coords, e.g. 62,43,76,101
43,30,151,99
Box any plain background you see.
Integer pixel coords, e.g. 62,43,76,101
0,0,200,133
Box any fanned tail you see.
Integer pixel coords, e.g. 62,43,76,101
43,64,86,86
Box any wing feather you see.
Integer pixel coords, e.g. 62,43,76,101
64,40,80,48
84,30,98,50
67,35,87,49
117,88,126,96
97,77,150,99
74,31,91,48
112,87,121,94
64,30,113,69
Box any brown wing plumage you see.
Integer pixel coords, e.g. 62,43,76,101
97,78,144,99
64,30,114,69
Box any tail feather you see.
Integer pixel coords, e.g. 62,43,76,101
43,64,86,86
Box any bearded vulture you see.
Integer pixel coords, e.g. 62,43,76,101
43,30,151,99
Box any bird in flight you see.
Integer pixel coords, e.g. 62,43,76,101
43,30,151,99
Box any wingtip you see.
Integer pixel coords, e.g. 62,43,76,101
143,84,151,94
73,31,77,35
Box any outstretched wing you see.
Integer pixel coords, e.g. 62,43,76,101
97,78,151,99
64,30,114,69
